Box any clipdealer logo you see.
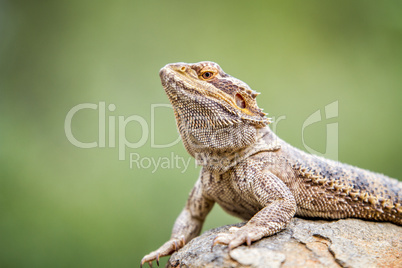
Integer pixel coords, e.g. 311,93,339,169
64,101,339,172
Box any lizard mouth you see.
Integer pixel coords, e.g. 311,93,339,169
159,63,193,94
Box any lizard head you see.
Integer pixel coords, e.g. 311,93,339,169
159,61,271,158
159,61,271,128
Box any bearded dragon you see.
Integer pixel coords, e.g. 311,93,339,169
140,61,402,267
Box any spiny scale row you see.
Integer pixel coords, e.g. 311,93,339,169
295,165,402,215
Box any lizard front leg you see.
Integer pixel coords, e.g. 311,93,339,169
141,178,214,267
213,163,296,250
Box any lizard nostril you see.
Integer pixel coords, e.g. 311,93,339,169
180,66,186,72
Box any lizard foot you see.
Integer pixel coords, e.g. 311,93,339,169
212,225,265,251
140,236,185,268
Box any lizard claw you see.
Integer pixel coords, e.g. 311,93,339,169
211,233,231,251
246,235,251,247
211,226,265,251
180,236,186,247
140,237,186,267
140,260,152,268
211,236,219,252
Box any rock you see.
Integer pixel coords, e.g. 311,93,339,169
167,218,402,268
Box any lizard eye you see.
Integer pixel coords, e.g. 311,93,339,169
201,71,214,80
235,93,246,109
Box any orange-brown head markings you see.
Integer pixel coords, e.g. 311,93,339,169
159,61,270,128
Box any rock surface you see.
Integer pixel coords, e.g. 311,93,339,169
167,218,402,268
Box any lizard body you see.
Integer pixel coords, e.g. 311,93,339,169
141,61,402,267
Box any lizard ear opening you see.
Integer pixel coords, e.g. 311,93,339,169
235,93,246,109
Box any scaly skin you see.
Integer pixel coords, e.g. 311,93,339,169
140,61,402,267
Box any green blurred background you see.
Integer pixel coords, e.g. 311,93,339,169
1,1,401,267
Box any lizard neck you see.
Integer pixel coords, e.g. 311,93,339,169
194,127,280,174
